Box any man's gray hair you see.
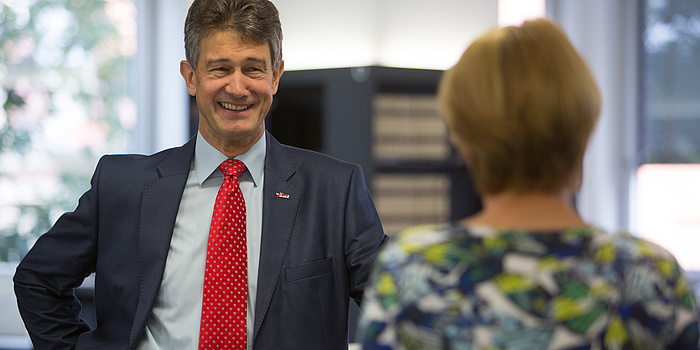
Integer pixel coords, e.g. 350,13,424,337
184,0,282,70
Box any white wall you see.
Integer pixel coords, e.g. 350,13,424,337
548,0,639,233
275,0,498,70
135,0,191,154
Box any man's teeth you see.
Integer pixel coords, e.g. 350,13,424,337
220,102,250,111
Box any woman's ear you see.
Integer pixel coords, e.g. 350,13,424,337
458,143,474,166
569,158,584,192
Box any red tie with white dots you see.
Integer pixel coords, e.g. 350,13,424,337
199,159,247,349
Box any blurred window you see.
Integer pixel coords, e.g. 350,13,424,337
0,0,137,262
637,0,700,271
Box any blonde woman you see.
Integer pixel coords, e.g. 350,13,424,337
359,19,700,349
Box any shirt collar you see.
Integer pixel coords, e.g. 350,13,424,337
195,131,266,187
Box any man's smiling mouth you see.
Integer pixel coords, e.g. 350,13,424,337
220,102,251,111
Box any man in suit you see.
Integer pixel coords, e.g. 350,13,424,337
13,0,388,348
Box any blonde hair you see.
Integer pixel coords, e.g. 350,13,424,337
438,19,601,195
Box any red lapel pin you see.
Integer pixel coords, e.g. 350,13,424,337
275,192,290,199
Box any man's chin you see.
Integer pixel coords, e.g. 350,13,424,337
223,126,264,144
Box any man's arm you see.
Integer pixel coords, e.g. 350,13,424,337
13,161,102,349
343,164,389,305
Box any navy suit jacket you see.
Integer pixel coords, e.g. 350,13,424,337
14,132,388,349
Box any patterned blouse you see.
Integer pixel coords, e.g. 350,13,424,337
358,224,700,349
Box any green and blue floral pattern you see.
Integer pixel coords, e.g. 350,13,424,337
359,224,699,349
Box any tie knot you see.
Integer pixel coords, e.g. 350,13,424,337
219,159,246,177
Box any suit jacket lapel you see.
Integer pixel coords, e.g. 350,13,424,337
129,138,195,348
253,132,301,342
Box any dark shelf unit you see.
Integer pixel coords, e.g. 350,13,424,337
265,66,481,223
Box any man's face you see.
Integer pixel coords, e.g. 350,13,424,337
181,30,284,154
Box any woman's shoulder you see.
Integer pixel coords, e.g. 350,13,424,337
391,223,476,247
376,224,472,262
381,224,682,269
587,227,680,264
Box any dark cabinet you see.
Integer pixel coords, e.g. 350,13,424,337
266,66,481,236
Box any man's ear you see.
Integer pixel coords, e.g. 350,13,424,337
271,59,284,95
180,60,197,96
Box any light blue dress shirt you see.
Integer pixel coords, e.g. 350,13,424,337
137,132,265,349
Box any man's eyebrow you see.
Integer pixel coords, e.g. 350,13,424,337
243,57,269,70
204,58,231,67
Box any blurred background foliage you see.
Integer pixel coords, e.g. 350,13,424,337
0,0,135,262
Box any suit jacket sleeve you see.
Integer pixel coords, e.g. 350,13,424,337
343,164,389,305
13,158,104,349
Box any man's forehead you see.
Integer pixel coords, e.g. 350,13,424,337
202,29,265,48
198,29,271,63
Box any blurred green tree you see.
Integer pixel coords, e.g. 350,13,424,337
0,0,135,261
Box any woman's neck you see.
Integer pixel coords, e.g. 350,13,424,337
461,190,586,231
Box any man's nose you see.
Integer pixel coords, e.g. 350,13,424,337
225,72,248,97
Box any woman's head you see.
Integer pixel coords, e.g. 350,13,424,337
439,19,601,195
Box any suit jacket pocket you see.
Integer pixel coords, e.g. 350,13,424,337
284,257,333,283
